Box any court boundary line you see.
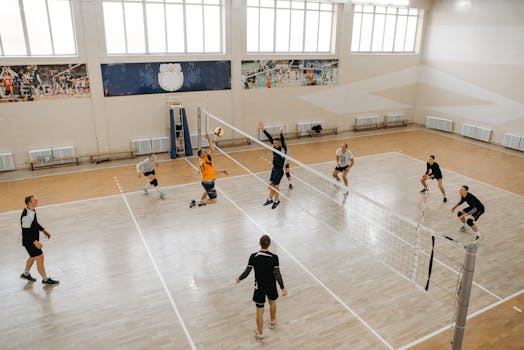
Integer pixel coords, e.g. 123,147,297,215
397,288,524,350
0,152,394,216
396,152,524,199
182,157,394,350
2,127,521,184
122,193,197,350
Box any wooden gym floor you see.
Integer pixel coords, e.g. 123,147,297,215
0,129,523,349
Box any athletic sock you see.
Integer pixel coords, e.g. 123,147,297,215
23,271,29,275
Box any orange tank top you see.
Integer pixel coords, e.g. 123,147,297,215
200,156,216,181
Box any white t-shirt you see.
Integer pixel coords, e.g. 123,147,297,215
137,156,157,173
336,147,353,167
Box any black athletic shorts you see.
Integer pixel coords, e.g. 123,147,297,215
143,170,156,176
335,165,349,172
23,243,43,257
270,168,284,185
253,282,278,308
463,206,485,221
201,180,217,199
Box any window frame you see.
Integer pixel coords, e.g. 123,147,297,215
350,4,422,54
245,0,336,54
101,0,225,56
0,0,78,57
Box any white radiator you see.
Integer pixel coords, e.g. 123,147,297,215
297,122,312,137
131,138,153,155
355,116,381,126
473,126,492,142
0,152,15,171
426,116,453,132
503,133,522,150
52,146,76,164
461,124,492,142
386,113,407,122
461,124,477,138
297,121,325,136
28,146,76,167
259,124,284,141
190,133,216,149
151,137,170,153
28,148,53,162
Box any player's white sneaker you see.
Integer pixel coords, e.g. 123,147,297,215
143,187,149,194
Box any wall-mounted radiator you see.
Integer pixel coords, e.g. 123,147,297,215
132,137,170,155
502,133,524,152
460,124,492,143
0,152,15,171
426,116,453,132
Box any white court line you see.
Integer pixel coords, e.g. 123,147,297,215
513,306,522,313
0,157,180,183
396,152,524,199
397,288,524,350
122,194,197,350
183,157,394,350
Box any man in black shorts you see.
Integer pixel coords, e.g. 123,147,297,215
420,155,447,202
259,122,287,209
451,186,484,241
19,196,59,285
236,235,287,342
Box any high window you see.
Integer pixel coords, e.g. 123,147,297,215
351,5,422,53
0,0,76,56
102,0,224,55
246,0,335,53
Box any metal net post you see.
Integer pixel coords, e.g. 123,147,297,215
451,242,478,350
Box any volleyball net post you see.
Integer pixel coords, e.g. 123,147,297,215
451,242,478,350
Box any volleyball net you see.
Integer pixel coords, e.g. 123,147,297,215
196,108,491,348
199,108,476,290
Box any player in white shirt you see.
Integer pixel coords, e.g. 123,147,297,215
136,154,166,199
332,144,355,193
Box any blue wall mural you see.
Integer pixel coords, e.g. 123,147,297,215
101,60,231,97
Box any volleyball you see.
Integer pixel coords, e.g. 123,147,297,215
214,127,224,137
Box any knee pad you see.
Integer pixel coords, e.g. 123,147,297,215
467,218,475,227
286,172,291,178
457,211,462,218
150,178,158,187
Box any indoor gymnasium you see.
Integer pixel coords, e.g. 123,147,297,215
1,0,523,349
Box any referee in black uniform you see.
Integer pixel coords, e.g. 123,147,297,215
452,186,484,241
19,196,59,285
420,155,447,202
236,235,287,342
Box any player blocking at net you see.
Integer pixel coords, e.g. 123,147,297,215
136,153,166,199
259,122,287,209
190,133,229,208
236,235,287,342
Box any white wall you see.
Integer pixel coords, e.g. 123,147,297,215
4,0,520,166
414,0,524,144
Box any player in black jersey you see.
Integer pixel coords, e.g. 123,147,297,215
19,196,59,285
451,186,484,241
236,235,287,342
420,155,447,202
259,122,287,209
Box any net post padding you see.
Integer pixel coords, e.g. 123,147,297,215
451,242,478,350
